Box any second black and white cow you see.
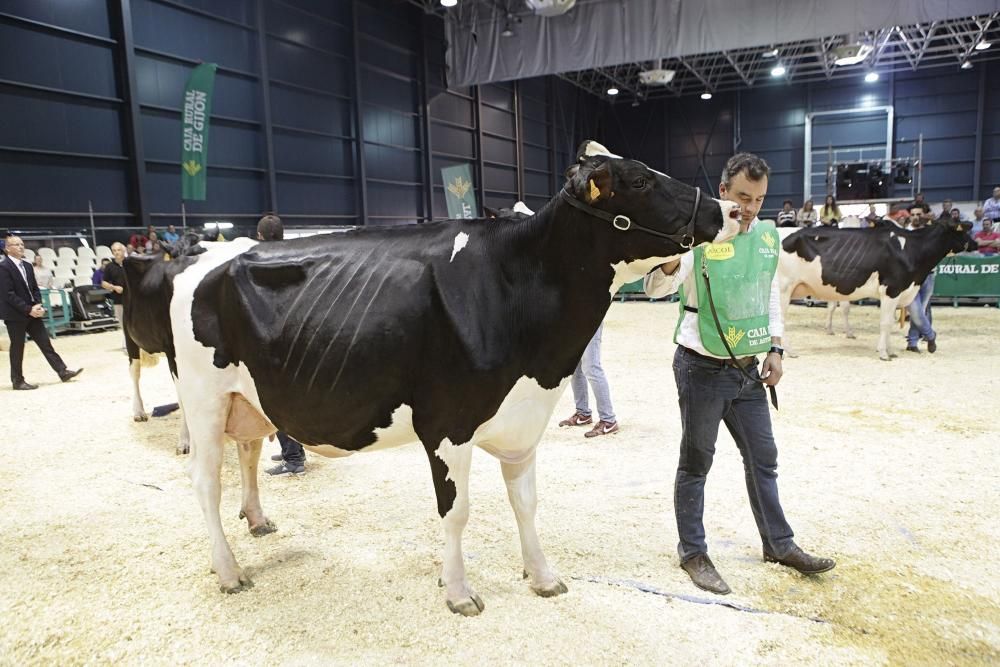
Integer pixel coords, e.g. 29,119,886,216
165,143,741,615
778,220,976,359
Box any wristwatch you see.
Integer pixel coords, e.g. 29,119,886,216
768,345,785,358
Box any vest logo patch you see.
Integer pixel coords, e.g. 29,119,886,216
725,326,746,348
761,231,776,248
705,243,735,260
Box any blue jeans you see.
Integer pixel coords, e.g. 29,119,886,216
906,273,936,346
671,346,795,562
278,432,304,466
571,323,616,422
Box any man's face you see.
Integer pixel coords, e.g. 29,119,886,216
167,225,175,233
950,209,961,220
984,220,994,233
915,194,925,202
719,171,768,226
943,200,952,211
993,187,1000,200
112,244,126,262
4,237,24,260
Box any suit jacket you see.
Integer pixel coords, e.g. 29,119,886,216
0,255,41,322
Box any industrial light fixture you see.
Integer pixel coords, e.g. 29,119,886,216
501,19,514,37
440,0,457,7
606,87,619,96
974,40,991,50
960,60,973,69
833,41,873,66
770,64,786,77
762,47,779,58
864,71,879,83
700,91,713,100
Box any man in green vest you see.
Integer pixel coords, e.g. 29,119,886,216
644,153,835,595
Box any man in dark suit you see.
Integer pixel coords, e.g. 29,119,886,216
1,235,82,390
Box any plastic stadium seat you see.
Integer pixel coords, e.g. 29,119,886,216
77,247,96,263
95,245,113,260
58,247,77,260
23,248,35,263
73,275,92,287
38,247,57,262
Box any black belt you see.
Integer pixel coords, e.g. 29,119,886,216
681,346,757,369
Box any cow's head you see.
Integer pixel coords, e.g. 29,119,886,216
563,140,740,281
939,218,978,254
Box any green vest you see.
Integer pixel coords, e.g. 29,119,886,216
674,221,780,357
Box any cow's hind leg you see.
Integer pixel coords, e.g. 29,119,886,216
842,301,856,338
176,410,190,455
825,302,837,335
187,398,253,593
502,449,567,598
426,440,483,616
236,438,276,536
129,359,148,421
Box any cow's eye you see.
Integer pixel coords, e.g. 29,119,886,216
632,177,647,189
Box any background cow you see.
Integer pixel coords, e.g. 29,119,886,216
163,141,740,615
778,220,975,359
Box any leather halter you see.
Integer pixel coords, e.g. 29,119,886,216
558,186,701,248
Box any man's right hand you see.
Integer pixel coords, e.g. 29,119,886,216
660,259,681,275
29,304,45,318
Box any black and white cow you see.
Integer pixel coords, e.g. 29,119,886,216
123,235,205,453
778,219,976,360
162,142,741,615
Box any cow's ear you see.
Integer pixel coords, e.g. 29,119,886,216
564,164,580,180
584,161,614,203
484,206,499,219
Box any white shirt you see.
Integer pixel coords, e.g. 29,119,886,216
643,219,783,358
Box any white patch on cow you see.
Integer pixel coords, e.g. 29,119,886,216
472,376,569,463
897,236,906,250
581,141,621,159
302,443,354,458
714,199,741,243
450,232,469,262
512,201,534,215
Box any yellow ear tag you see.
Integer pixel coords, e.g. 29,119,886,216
163,252,171,262
588,178,601,202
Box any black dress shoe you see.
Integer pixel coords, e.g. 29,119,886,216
13,380,38,390
905,346,920,353
927,339,937,353
680,553,731,595
763,545,836,574
59,368,83,382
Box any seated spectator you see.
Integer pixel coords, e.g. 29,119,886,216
92,258,111,286
161,224,179,244
797,199,818,227
936,199,953,221
128,234,147,255
909,208,930,229
864,203,881,226
888,209,910,229
776,200,797,227
983,186,1000,222
32,254,54,289
819,195,841,226
970,207,987,235
909,192,931,214
144,231,159,254
974,220,1000,256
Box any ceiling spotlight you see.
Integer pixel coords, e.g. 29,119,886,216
864,71,879,83
762,47,779,58
974,40,991,51
606,87,619,96
960,60,973,69
770,64,786,77
833,42,873,66
501,23,514,37
700,91,713,100
631,99,640,107
440,0,457,6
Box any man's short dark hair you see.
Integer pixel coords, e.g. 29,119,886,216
256,213,283,241
721,153,770,188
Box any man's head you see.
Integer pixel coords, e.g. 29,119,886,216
981,219,994,233
257,213,283,241
111,241,126,262
942,199,953,212
950,208,961,220
782,199,793,211
4,235,24,260
974,207,985,220
915,192,925,202
147,224,155,235
167,224,176,233
719,153,770,227
993,186,1000,200
101,257,111,268
909,207,924,219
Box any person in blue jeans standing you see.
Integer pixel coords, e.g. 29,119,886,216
558,322,619,438
906,272,937,353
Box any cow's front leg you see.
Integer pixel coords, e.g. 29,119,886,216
236,438,276,537
176,410,190,455
502,449,567,598
877,299,897,360
427,440,483,616
825,302,837,335
129,359,148,421
187,403,252,593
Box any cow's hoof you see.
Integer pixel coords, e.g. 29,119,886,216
825,330,834,336
531,578,569,598
879,355,891,362
249,519,277,537
446,593,485,616
889,353,898,359
846,333,857,339
133,413,149,422
175,444,190,456
220,578,254,594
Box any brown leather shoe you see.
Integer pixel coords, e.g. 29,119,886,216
13,380,38,390
680,553,731,595
558,411,592,427
584,420,619,438
763,545,836,574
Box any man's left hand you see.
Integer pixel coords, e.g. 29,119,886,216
761,352,783,386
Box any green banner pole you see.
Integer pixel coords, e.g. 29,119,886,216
181,63,217,201
441,164,478,219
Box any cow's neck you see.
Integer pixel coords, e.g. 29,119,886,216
906,225,956,279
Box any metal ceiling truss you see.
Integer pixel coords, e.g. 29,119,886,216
555,13,1000,101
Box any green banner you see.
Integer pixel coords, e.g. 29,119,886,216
933,255,1000,297
181,63,217,201
442,164,477,219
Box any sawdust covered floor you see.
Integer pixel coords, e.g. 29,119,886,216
1,302,998,665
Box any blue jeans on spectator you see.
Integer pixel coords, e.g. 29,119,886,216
907,273,936,346
570,322,616,423
277,432,305,466
672,346,795,563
